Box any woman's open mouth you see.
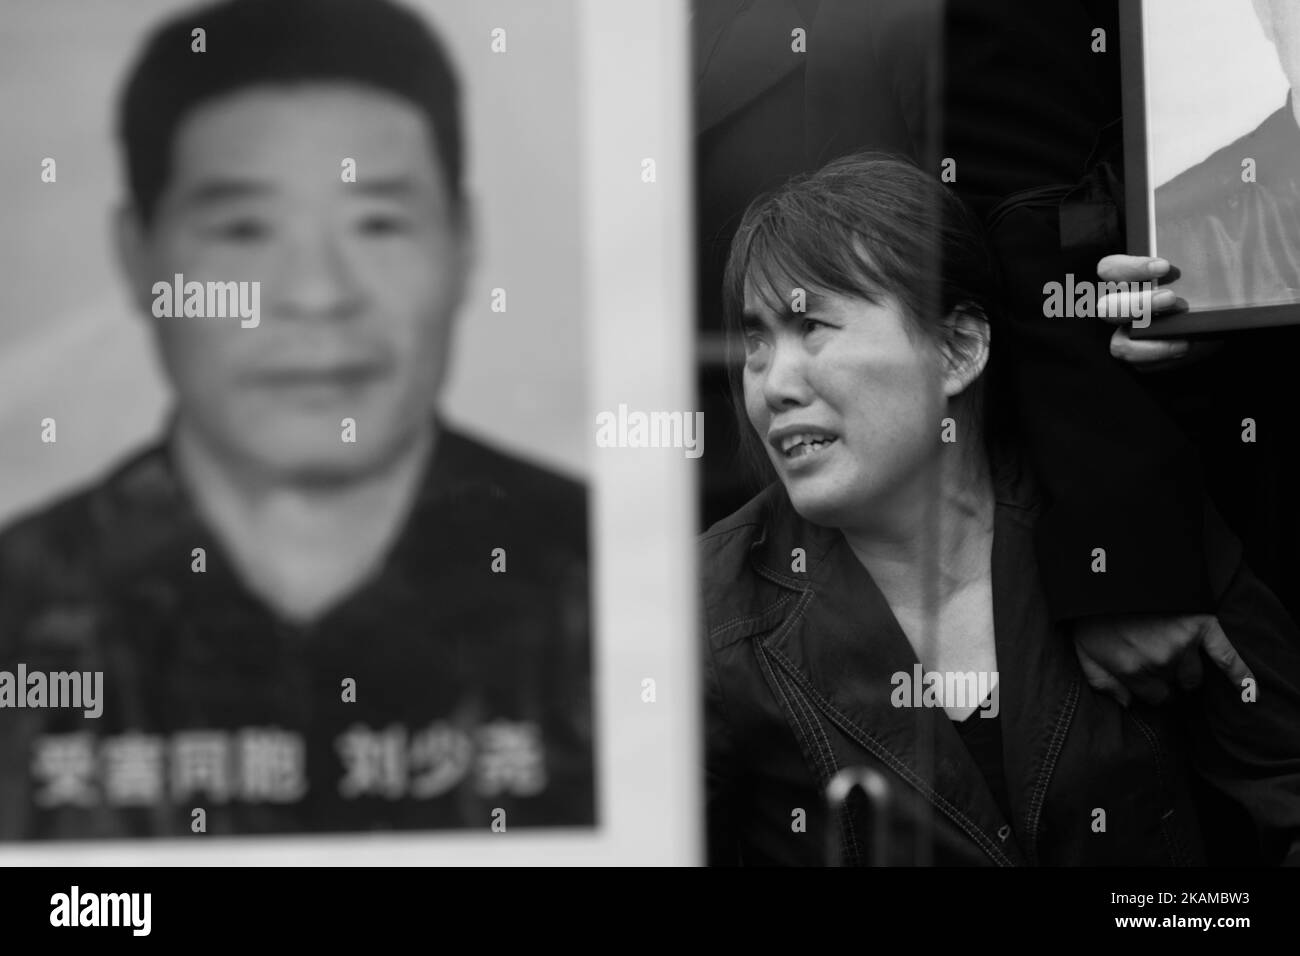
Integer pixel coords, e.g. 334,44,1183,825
772,431,839,461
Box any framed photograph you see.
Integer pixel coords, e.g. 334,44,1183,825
1122,0,1300,338
0,0,700,865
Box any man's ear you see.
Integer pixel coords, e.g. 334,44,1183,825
939,304,990,398
1254,0,1276,45
112,204,159,317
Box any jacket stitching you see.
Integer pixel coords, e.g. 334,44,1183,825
1026,678,1079,865
1129,711,1190,867
769,650,863,868
1128,715,1175,863
766,643,1013,866
763,646,833,782
774,653,863,865
708,592,800,637
756,562,810,590
756,596,833,781
753,593,864,864
755,639,861,864
699,519,763,547
758,583,1009,864
788,664,865,865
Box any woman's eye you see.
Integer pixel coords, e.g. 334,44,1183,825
802,318,830,334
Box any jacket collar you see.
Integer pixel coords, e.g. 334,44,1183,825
744,460,1078,864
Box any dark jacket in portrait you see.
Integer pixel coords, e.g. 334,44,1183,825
1156,96,1300,311
701,463,1300,866
0,425,594,839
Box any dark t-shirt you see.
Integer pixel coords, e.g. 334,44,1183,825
951,702,1014,828
0,424,594,839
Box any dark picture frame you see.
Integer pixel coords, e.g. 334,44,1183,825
1121,0,1300,339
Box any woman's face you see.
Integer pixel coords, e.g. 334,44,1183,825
741,280,950,530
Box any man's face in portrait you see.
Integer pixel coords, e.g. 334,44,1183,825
118,82,471,482
1254,0,1300,98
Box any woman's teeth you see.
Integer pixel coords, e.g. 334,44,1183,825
781,435,837,458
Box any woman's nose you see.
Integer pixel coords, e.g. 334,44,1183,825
761,340,813,408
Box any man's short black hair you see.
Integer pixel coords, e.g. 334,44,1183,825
118,0,463,226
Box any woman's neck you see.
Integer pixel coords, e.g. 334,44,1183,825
842,446,996,619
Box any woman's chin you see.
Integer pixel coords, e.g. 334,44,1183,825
783,469,890,531
785,485,851,530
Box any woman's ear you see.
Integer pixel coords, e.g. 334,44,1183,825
938,305,990,398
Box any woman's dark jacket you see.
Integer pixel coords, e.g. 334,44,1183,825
701,462,1300,866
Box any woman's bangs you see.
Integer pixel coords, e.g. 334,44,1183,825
743,219,841,315
749,210,892,313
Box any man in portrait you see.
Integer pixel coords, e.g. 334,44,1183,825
0,0,594,840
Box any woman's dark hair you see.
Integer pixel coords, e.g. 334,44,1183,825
721,150,1011,488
